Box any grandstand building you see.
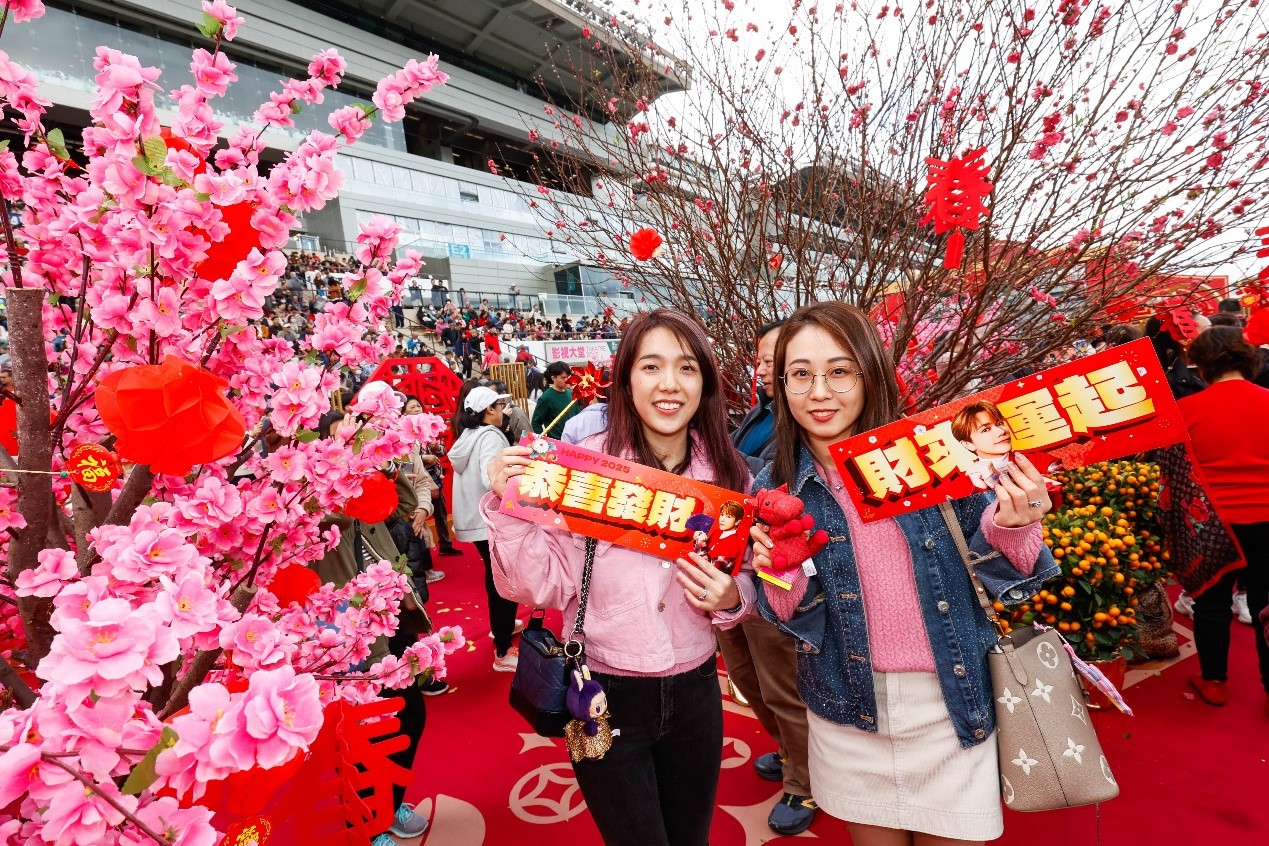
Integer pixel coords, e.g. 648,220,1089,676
12,0,683,314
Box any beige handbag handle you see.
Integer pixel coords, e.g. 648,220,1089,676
937,501,1007,634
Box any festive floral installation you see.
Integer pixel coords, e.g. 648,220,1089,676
0,3,463,844
1002,461,1167,662
628,227,665,261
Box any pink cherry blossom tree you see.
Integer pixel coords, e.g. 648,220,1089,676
515,0,1269,407
0,2,464,843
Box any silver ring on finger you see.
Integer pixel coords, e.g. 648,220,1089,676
698,589,708,601
1027,499,1044,508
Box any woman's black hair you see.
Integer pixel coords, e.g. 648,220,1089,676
1143,316,1185,369
1187,326,1263,384
453,378,492,434
318,410,345,439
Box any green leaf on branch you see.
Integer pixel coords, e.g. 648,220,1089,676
196,11,223,39
46,128,70,161
348,278,367,300
142,136,168,169
219,324,246,339
132,155,158,176
46,293,61,306
352,103,374,118
290,101,303,115
0,140,9,152
122,726,179,795
294,429,320,443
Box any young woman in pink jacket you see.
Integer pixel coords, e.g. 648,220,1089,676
483,309,755,846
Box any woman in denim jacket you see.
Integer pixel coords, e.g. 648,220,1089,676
751,303,1058,846
483,309,756,846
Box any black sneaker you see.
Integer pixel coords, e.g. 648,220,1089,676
754,751,784,782
767,793,817,835
420,678,450,696
438,547,462,556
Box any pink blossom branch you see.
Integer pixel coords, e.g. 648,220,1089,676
42,756,173,846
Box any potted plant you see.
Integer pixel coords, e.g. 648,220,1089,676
999,460,1168,703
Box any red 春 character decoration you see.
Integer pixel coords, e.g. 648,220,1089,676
95,356,248,476
66,443,123,492
629,228,664,261
921,146,993,269
341,472,399,523
1156,303,1199,343
566,362,611,404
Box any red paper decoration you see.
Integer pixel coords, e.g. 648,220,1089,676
1156,305,1199,343
566,361,611,404
218,816,273,846
629,228,664,261
95,356,247,476
1245,308,1269,347
341,472,398,523
66,443,123,492
159,127,208,178
265,565,321,608
921,147,993,269
196,202,261,283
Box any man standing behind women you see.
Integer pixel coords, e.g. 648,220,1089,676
482,310,756,846
751,302,1057,846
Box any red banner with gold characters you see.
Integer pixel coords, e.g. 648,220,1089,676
831,339,1188,522
501,436,753,572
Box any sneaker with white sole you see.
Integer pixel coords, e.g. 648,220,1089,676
487,618,526,639
492,647,519,673
1233,591,1252,625
424,570,446,584
389,802,430,838
370,834,396,846
1174,591,1194,618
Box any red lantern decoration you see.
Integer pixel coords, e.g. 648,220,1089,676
265,565,322,608
66,443,123,492
566,361,611,404
196,201,261,283
629,227,664,261
95,356,248,476
159,127,208,178
921,147,993,269
341,472,398,523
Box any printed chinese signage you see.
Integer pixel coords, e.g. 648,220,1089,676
545,340,618,365
501,436,752,571
831,339,1188,522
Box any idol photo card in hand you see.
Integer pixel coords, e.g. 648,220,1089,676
501,435,754,570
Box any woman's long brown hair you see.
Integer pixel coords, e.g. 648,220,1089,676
770,302,902,487
604,309,749,492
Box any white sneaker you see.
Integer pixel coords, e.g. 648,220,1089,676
492,647,519,673
1232,592,1252,625
1174,591,1194,618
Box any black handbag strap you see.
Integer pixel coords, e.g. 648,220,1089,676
937,501,1006,632
564,538,598,660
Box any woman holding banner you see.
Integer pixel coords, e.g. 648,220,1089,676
481,309,756,846
750,302,1058,846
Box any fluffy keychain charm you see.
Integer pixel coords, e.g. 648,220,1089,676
746,486,829,621
563,665,612,762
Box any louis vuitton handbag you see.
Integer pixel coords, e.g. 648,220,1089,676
939,503,1121,812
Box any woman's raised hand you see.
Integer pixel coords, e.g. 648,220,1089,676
993,453,1052,528
488,445,532,498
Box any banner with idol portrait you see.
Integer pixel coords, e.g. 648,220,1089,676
830,339,1189,522
500,436,754,574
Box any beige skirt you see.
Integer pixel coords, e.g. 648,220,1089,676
807,671,1003,841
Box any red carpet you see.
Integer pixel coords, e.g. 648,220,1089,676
397,546,1268,846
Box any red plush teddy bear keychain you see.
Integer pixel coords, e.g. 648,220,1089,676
745,486,829,621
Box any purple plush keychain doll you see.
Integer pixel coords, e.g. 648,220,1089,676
563,665,612,762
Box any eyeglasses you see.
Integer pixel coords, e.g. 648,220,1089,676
781,366,862,394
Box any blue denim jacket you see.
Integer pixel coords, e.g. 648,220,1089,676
753,447,1060,748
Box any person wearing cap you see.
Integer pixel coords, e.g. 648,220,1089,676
448,382,521,672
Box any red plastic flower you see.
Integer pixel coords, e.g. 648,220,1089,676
629,227,664,261
342,472,399,523
95,356,247,476
566,362,612,404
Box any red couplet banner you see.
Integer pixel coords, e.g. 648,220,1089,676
500,436,753,573
830,339,1189,522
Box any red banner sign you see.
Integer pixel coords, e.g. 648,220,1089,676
831,339,1188,522
501,437,753,572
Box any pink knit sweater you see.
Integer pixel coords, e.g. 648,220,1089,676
821,465,1042,673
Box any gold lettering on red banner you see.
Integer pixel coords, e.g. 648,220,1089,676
1054,361,1155,434
996,388,1074,451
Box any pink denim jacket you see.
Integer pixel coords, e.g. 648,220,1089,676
481,433,755,677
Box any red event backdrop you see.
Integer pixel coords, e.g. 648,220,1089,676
501,436,753,569
831,339,1189,522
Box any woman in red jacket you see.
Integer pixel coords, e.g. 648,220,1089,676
1177,326,1269,706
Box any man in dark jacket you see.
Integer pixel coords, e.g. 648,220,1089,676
722,319,818,836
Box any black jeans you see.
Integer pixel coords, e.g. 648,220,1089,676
473,540,519,656
386,629,427,810
1193,522,1269,692
573,658,723,846
432,491,454,550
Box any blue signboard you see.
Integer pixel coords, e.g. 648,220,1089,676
447,243,471,259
